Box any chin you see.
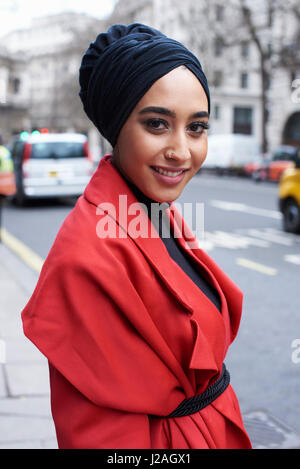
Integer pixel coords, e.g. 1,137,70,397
154,190,182,204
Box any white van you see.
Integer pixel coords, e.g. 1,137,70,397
12,132,94,205
202,134,261,173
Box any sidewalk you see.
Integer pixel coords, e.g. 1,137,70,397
0,242,57,449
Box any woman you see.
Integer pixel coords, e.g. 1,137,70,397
21,23,252,449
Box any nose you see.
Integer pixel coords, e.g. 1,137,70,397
164,131,191,163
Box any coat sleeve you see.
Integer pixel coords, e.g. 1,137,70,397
21,236,182,448
49,363,151,449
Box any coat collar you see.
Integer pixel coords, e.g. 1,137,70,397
84,155,241,338
84,155,194,312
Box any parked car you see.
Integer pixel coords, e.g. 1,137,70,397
242,155,262,178
247,154,273,182
268,145,299,182
242,153,270,180
11,132,94,205
201,134,261,175
278,153,300,233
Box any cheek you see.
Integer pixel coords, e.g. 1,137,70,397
129,133,164,166
116,133,156,177
193,139,208,169
122,124,157,153
135,128,162,152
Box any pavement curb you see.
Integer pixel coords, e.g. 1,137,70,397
0,240,57,449
0,228,44,275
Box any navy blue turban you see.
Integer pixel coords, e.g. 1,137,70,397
79,23,210,147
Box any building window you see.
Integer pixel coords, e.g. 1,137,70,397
233,107,253,134
265,75,271,91
214,104,221,120
241,41,249,58
8,77,21,95
216,5,224,22
13,78,21,94
214,37,223,57
240,72,248,89
213,70,223,87
290,70,299,85
267,42,272,58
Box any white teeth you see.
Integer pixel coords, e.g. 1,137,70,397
153,167,183,177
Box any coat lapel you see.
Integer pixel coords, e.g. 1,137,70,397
84,154,243,345
167,205,243,346
84,155,194,314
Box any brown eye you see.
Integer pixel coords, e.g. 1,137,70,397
188,121,210,134
144,118,168,130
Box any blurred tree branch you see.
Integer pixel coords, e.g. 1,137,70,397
184,0,299,153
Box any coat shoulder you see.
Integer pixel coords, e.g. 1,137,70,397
42,194,150,282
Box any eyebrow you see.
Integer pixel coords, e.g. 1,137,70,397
138,106,209,119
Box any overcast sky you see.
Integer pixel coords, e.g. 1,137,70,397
0,0,116,36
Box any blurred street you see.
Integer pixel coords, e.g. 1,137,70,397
1,172,300,449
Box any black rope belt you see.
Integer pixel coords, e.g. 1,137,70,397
165,364,230,418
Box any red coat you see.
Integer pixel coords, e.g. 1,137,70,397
21,155,252,449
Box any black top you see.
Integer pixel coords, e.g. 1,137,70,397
127,180,222,313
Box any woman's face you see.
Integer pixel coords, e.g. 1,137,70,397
113,66,209,203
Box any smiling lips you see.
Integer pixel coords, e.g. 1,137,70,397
151,165,189,177
151,165,189,185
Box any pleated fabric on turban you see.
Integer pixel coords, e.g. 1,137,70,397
79,23,210,147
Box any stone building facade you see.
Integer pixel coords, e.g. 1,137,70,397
0,2,299,157
109,0,300,153
0,49,30,143
0,12,105,159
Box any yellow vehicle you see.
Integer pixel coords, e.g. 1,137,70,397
278,153,300,233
